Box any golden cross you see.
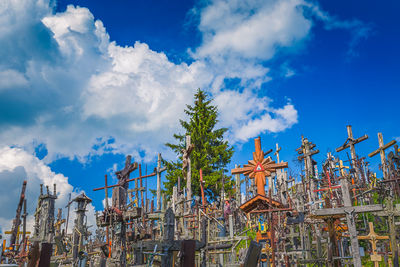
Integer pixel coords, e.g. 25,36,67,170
358,222,389,267
335,160,349,177
4,226,31,249
231,137,288,196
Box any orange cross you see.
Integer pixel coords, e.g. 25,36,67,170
231,137,288,196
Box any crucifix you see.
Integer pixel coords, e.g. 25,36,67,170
156,153,167,211
369,132,397,180
231,137,288,197
181,135,194,199
358,222,390,267
336,125,368,182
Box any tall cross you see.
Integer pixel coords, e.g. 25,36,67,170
368,132,397,180
54,208,65,237
336,125,368,181
358,222,389,267
231,137,288,196
297,137,319,205
182,135,194,200
156,153,167,211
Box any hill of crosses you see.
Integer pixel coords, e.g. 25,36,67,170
2,113,400,266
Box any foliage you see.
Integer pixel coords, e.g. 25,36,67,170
163,89,234,200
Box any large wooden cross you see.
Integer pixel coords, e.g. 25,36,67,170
369,132,397,180
358,222,389,267
231,137,288,196
336,125,368,181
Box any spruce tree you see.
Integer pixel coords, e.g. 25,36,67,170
163,89,234,200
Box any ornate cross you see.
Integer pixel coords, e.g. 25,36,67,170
358,222,389,267
231,137,288,196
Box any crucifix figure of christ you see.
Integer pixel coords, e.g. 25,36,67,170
181,135,194,198
231,137,288,196
336,125,368,183
358,222,390,267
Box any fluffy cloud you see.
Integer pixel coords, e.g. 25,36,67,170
0,0,370,163
0,146,96,236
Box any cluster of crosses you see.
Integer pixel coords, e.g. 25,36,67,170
1,125,400,267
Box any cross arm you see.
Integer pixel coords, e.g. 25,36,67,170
368,140,397,157
312,204,383,217
336,135,368,152
298,150,319,160
265,162,288,170
115,162,138,177
231,166,253,175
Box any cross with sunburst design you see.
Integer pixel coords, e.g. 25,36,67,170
231,137,288,196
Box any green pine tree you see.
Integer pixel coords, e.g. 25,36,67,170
163,89,234,201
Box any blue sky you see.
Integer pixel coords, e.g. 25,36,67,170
0,0,399,231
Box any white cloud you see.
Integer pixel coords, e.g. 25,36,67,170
0,0,370,164
0,146,96,236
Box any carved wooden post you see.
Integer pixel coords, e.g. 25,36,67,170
185,135,192,202
162,208,175,267
341,177,362,267
156,153,167,211
235,164,241,204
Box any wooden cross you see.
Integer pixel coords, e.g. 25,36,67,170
231,137,288,196
54,208,65,236
297,137,319,205
156,153,167,211
369,132,397,179
358,222,389,267
115,155,138,187
4,226,31,250
336,125,368,180
314,169,341,194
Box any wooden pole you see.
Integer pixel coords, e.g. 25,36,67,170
186,135,192,202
